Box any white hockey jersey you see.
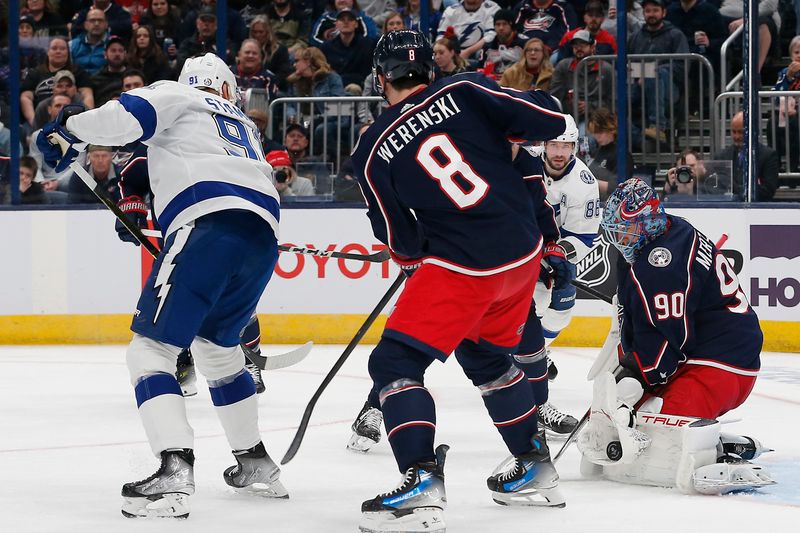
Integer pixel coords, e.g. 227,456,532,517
65,81,279,238
541,155,600,263
437,0,500,48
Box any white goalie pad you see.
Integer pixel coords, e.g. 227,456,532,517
693,460,776,495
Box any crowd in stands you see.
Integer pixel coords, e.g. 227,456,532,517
1,0,799,204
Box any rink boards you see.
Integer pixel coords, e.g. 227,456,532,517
0,206,797,351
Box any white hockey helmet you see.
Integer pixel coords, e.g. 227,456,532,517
546,113,579,157
178,53,239,104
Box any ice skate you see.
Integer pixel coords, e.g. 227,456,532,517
121,448,195,519
719,434,773,461
176,349,197,397
359,444,449,533
693,455,776,495
223,441,288,498
348,401,383,453
243,344,266,394
538,401,578,438
487,432,565,507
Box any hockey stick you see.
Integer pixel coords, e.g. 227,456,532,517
142,230,390,263
249,341,313,371
281,272,407,465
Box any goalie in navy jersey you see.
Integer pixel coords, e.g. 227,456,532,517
351,30,570,532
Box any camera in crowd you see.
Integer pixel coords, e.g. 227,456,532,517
675,165,694,184
275,170,289,183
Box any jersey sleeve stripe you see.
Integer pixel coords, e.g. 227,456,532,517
681,233,698,349
630,268,655,327
685,359,760,376
641,340,669,372
118,93,157,142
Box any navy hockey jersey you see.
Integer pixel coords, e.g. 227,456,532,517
513,0,577,51
617,216,762,387
352,73,568,275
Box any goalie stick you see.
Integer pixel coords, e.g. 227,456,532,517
281,272,407,465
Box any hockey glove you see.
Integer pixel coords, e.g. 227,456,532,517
36,104,87,172
115,195,149,246
539,242,571,290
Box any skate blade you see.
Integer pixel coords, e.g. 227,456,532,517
231,479,290,499
121,493,190,518
359,507,445,533
181,384,197,397
347,433,379,453
491,486,566,508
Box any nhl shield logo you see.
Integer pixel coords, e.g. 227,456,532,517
575,237,613,288
648,247,672,267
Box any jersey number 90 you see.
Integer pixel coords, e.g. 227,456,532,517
416,134,489,209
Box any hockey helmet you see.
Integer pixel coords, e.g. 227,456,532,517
601,178,668,263
372,30,435,96
545,113,579,157
178,53,239,104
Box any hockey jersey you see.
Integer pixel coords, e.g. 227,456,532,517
352,72,568,275
617,216,762,387
513,0,577,51
65,81,279,239
437,0,501,49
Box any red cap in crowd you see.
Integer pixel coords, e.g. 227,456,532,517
266,150,293,168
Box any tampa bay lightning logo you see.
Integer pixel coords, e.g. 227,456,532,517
580,170,595,184
648,247,672,267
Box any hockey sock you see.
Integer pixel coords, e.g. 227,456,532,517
513,348,549,405
379,379,436,472
477,365,539,456
135,372,194,455
208,369,260,451
241,316,261,353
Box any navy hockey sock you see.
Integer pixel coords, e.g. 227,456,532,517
477,365,539,456
513,348,550,405
380,379,436,472
241,316,261,352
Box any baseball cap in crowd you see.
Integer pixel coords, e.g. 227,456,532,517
641,0,667,7
198,6,217,20
266,150,293,168
106,35,126,50
493,9,515,25
20,14,35,27
53,70,76,85
336,8,358,20
285,123,310,139
570,29,595,45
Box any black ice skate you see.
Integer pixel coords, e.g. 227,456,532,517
223,441,288,498
121,448,195,519
538,401,579,437
242,344,265,394
546,353,558,381
176,349,197,397
359,444,449,533
719,434,773,461
347,401,383,453
487,432,565,507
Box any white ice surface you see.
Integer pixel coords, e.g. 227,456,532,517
1,345,798,532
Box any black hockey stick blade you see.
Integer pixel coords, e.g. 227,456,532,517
246,342,313,371
280,272,406,465
278,245,390,263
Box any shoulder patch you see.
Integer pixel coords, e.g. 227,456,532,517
580,170,595,184
648,247,672,267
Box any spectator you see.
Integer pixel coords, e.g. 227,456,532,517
334,122,369,202
122,69,147,92
719,0,781,75
438,0,500,63
483,8,527,76
513,0,577,53
32,70,82,130
267,0,312,53
283,123,322,166
360,0,398,27
601,0,644,40
177,6,234,68
359,13,405,124
128,25,172,84
249,15,292,89
18,15,49,73
70,0,133,43
311,0,379,47
234,39,280,102
628,0,689,143
19,156,48,205
246,108,285,153
179,0,248,49
585,108,633,200
29,93,74,187
433,36,468,79
770,35,800,174
70,8,110,75
116,0,149,26
550,30,613,122
23,0,66,38
320,9,377,88
715,111,779,201
666,0,727,73
662,148,702,201
399,0,441,41
499,37,554,91
91,36,129,107
138,0,183,48
21,37,94,124
67,145,121,204
557,1,617,62
266,149,315,197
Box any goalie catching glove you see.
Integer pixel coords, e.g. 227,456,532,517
116,195,149,245
35,104,87,172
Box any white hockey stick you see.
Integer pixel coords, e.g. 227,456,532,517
249,341,313,371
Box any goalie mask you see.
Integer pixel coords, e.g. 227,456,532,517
178,52,240,105
372,30,435,97
601,178,668,264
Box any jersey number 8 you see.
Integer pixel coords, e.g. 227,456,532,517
416,134,489,209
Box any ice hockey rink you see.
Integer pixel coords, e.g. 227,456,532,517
2,344,798,533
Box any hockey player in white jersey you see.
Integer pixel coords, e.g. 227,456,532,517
512,116,601,436
37,53,287,518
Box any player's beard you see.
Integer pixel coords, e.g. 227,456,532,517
544,155,568,175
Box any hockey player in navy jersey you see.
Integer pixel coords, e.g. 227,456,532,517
352,30,569,532
116,144,267,397
37,53,287,518
576,179,772,494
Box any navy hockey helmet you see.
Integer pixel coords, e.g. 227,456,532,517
372,30,435,96
601,178,668,264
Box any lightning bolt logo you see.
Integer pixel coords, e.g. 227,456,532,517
152,226,192,324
